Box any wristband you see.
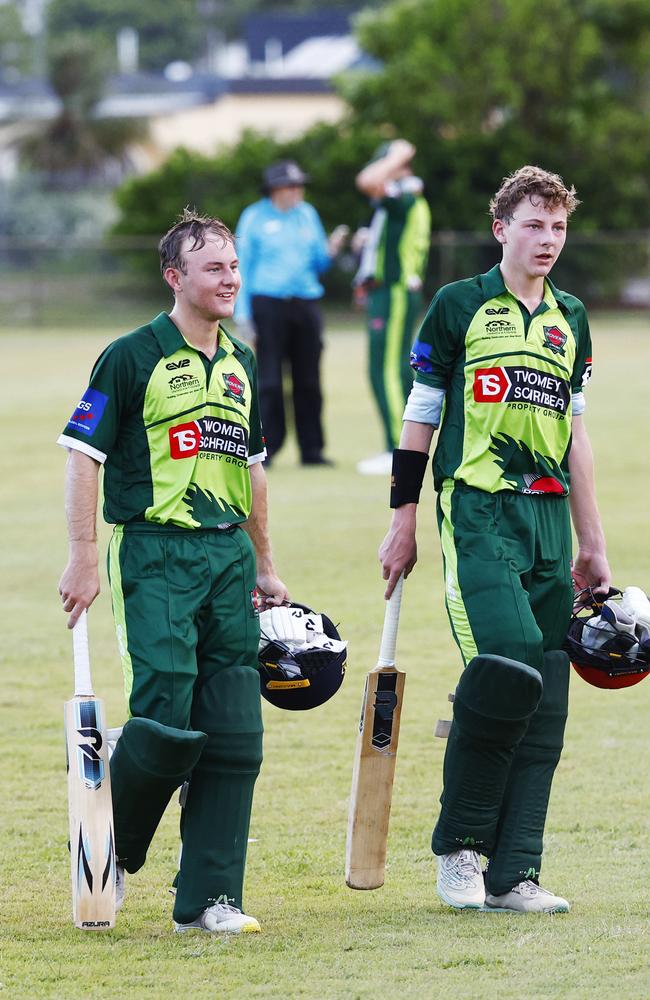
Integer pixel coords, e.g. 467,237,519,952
390,449,429,508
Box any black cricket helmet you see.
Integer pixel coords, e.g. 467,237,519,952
565,587,650,690
257,602,346,710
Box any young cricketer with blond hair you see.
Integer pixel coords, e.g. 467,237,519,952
380,166,610,913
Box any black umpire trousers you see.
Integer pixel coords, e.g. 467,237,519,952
251,294,325,462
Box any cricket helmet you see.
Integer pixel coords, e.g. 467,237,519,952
565,587,650,689
257,602,346,710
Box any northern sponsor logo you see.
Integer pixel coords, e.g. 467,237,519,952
168,373,201,391
169,417,249,460
166,358,191,371
542,324,567,356
67,387,109,437
485,318,518,336
473,365,570,413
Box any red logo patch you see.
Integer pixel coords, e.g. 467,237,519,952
542,325,567,356
523,474,565,494
223,372,246,404
473,367,511,402
169,421,200,459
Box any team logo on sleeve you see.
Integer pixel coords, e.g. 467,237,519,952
542,325,567,356
223,372,246,405
67,388,109,436
581,357,592,386
410,339,434,374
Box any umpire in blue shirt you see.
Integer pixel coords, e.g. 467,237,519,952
235,161,347,466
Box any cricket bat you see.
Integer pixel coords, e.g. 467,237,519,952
346,574,405,889
64,610,116,929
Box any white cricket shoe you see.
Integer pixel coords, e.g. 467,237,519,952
436,849,485,909
174,903,261,934
356,452,393,476
484,880,569,913
115,863,125,911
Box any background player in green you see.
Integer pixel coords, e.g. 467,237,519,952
354,138,431,476
58,210,289,934
379,166,610,913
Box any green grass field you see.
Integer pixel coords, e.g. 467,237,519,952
1,313,649,1000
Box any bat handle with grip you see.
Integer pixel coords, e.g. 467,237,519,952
72,609,94,697
377,573,404,668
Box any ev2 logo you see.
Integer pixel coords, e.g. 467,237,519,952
166,358,191,371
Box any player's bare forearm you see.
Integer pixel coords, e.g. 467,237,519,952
244,461,289,606
59,449,101,628
568,415,610,593
356,139,416,198
379,420,435,598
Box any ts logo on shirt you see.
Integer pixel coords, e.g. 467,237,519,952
169,418,249,460
473,368,510,401
169,421,201,459
473,366,570,413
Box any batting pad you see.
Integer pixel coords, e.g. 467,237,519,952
110,718,207,872
453,654,543,741
432,655,543,857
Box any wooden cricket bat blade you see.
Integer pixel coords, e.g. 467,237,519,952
345,666,406,889
65,613,116,929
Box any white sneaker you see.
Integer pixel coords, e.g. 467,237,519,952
436,849,485,909
115,863,125,912
356,452,393,476
484,880,569,913
174,903,261,934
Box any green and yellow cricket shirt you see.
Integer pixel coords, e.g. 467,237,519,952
409,265,592,495
355,180,431,288
57,312,265,528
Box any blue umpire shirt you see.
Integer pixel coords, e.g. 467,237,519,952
234,197,332,323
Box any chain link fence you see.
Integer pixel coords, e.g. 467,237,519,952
2,232,650,329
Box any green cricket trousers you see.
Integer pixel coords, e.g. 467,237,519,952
107,522,263,922
432,481,573,894
367,283,421,450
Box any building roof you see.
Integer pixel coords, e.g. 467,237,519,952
244,10,353,62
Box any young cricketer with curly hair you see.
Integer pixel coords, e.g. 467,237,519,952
58,210,288,934
380,166,610,913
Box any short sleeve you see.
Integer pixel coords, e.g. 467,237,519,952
410,287,463,389
57,340,137,462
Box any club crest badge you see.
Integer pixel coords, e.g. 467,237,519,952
542,325,567,356
223,372,246,405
